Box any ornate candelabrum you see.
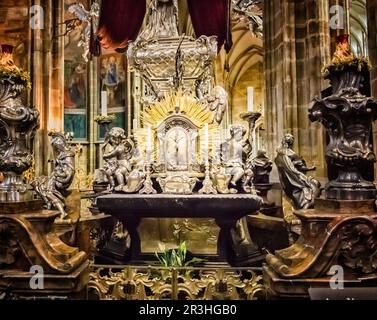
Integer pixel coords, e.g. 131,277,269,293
199,124,217,195
309,37,377,200
94,114,115,133
0,45,39,202
140,125,157,195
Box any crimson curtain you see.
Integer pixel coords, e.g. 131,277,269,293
187,0,232,52
96,0,146,50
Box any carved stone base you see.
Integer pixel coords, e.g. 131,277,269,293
0,199,44,214
97,194,263,266
157,174,198,194
263,265,377,299
0,204,89,299
247,211,290,254
263,198,377,298
0,261,89,300
326,179,377,201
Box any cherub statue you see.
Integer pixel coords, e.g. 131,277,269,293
221,125,247,192
102,128,145,193
68,1,100,62
32,132,75,219
275,133,321,210
102,127,133,191
204,86,228,125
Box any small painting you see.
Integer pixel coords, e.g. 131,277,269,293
100,53,126,108
64,60,87,109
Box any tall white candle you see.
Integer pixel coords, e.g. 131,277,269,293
101,90,108,116
247,87,254,112
204,123,209,164
147,124,152,161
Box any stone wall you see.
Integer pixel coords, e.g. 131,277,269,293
367,0,377,97
367,0,377,179
264,0,331,181
231,62,264,124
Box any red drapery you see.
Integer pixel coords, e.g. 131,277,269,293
187,0,232,52
96,0,146,50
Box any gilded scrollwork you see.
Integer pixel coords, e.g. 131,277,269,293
88,266,266,300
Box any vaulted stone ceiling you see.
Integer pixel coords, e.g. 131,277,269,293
350,0,368,56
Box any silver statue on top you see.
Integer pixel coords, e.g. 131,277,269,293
128,0,217,100
31,132,75,219
232,0,263,38
139,0,179,40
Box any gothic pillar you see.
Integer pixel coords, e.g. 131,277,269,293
367,1,377,98
32,0,48,176
264,0,331,181
89,58,99,173
367,0,377,179
32,0,64,176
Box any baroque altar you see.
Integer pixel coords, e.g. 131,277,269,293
93,0,266,266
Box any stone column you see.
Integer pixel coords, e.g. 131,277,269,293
49,0,64,133
264,0,331,181
368,0,377,96
367,0,377,179
32,0,65,176
89,58,99,173
32,0,48,176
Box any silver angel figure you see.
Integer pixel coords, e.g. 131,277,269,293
32,132,75,219
232,0,263,38
68,1,100,62
220,125,247,192
204,86,228,125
